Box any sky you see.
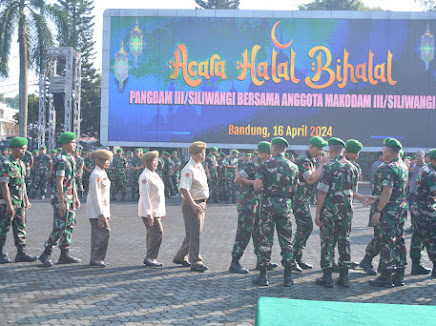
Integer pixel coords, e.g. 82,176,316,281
0,0,424,96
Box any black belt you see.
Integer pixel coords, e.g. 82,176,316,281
194,198,207,203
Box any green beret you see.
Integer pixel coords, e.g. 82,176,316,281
271,137,289,147
49,149,56,154
88,149,94,153
404,156,412,160
172,151,177,154
10,137,28,148
327,137,345,147
399,149,404,157
141,150,159,164
345,139,363,154
384,138,402,150
219,152,226,157
40,146,47,150
57,148,62,152
58,132,76,144
33,149,39,154
163,151,170,156
232,149,239,154
116,148,123,153
246,153,252,157
310,136,328,148
135,149,141,153
210,146,218,152
76,148,82,152
143,149,149,153
428,149,436,159
189,141,207,154
257,141,271,154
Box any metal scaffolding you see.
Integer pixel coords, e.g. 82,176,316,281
37,47,81,149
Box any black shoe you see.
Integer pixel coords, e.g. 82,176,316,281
336,269,350,288
90,260,107,268
350,262,359,269
39,248,53,267
229,261,249,274
359,259,377,275
296,254,313,270
393,267,405,287
173,259,191,267
15,246,38,262
283,266,293,287
252,266,269,286
411,264,431,275
58,249,81,264
191,264,208,272
315,268,334,288
369,272,394,288
0,252,11,264
332,262,340,273
143,258,163,267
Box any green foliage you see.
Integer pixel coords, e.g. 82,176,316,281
195,0,240,9
298,0,383,10
415,0,436,10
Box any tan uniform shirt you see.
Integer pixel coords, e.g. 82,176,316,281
86,166,111,219
138,167,166,217
179,158,209,200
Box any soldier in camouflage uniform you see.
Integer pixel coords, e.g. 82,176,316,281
74,149,84,198
171,151,181,195
30,146,53,199
47,149,57,196
83,150,96,194
21,149,34,189
217,152,228,202
315,137,363,288
162,151,175,199
29,149,39,192
0,147,10,164
0,137,37,264
225,150,239,204
110,148,128,201
365,138,408,288
39,132,81,267
129,149,144,200
229,142,271,274
409,149,436,278
292,136,328,273
204,147,219,203
253,137,299,287
157,153,164,179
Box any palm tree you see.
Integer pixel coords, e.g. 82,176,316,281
0,0,61,137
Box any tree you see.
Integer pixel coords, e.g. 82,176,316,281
55,0,100,138
0,0,59,137
415,0,436,10
299,0,381,10
195,0,240,9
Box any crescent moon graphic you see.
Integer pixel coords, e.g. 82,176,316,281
271,21,293,50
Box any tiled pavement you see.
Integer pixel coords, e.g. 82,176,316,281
1,184,435,325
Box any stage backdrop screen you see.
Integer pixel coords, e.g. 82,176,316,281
101,10,436,150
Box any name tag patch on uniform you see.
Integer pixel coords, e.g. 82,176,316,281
186,173,190,177
97,178,101,183
142,179,147,184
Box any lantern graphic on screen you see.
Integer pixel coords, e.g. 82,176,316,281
420,25,434,71
129,19,144,64
114,42,129,92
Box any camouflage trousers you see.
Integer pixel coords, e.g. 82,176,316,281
371,209,407,271
231,205,257,259
217,175,227,200
83,172,91,192
111,173,127,197
163,176,176,197
76,175,84,193
292,201,313,256
172,173,180,194
254,207,294,267
207,173,218,200
410,209,436,262
320,216,352,269
31,172,50,196
131,171,141,198
226,173,238,201
44,201,76,249
0,206,26,247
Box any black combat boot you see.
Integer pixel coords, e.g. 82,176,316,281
58,249,81,264
315,268,334,288
283,265,293,287
39,247,53,267
411,258,431,275
432,261,436,278
336,268,350,287
369,270,394,288
229,258,249,274
252,266,269,286
15,245,38,262
332,262,340,273
359,255,377,275
256,262,279,270
392,267,405,287
0,247,11,264
296,253,313,270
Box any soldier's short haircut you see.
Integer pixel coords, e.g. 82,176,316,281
329,144,345,156
272,144,286,152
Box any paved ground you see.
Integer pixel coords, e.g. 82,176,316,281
1,184,435,325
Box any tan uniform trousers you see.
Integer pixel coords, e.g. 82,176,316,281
89,219,111,261
141,216,163,260
174,199,206,266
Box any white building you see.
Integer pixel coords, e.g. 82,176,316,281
0,102,19,138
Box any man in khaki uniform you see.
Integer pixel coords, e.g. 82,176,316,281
173,141,209,272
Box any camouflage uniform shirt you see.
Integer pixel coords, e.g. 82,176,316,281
295,150,317,204
52,151,76,204
0,156,26,207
